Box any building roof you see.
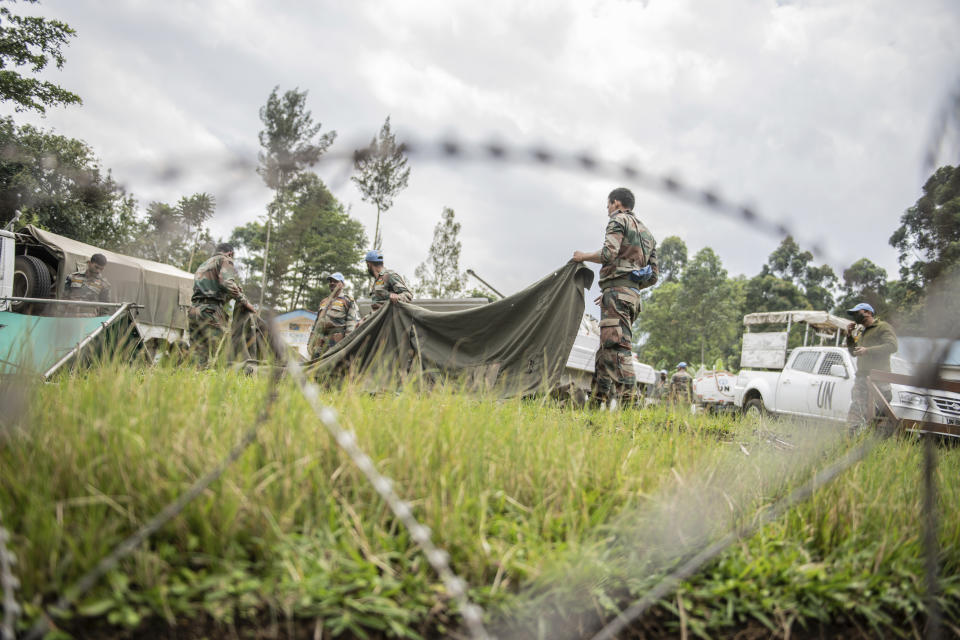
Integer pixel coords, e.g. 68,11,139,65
275,309,317,323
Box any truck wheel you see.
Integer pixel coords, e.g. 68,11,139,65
744,398,765,419
12,255,53,311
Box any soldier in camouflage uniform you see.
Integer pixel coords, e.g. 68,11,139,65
363,249,412,316
63,253,113,317
573,187,658,408
307,272,359,358
669,362,694,405
189,243,255,366
844,302,898,425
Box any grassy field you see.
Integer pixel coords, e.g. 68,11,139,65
1,364,958,639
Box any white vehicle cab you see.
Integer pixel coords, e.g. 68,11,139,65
733,310,855,422
733,311,960,435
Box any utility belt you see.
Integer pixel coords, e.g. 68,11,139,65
600,277,641,291
191,297,224,306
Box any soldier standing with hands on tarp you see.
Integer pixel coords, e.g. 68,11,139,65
363,249,412,316
573,187,658,409
190,242,255,367
845,302,898,425
308,272,359,358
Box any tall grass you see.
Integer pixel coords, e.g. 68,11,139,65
0,364,957,638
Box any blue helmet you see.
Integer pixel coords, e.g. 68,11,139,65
677,362,688,369
365,249,383,263
327,272,345,283
847,302,874,316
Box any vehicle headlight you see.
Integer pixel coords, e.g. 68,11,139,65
898,391,929,409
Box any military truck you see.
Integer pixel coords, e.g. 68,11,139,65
1,225,194,376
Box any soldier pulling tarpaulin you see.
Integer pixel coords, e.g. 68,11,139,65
305,262,594,397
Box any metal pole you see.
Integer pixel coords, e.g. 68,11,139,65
923,435,942,639
465,269,505,299
41,302,137,380
0,296,126,309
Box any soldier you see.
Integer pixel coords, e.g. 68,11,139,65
189,242,255,366
307,272,359,358
651,369,669,402
364,249,412,315
573,187,658,408
669,362,694,404
845,302,898,425
63,253,112,316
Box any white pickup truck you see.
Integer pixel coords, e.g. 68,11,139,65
734,345,856,421
732,311,960,432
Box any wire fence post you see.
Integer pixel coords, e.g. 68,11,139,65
923,434,942,640
0,510,20,640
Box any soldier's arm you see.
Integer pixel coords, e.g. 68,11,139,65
388,273,413,303
600,218,625,265
645,246,659,287
218,258,250,306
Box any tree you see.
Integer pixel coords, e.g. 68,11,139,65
181,192,215,272
352,116,410,250
836,258,888,316
758,235,837,311
889,165,960,289
256,86,336,307
415,207,465,298
743,274,809,314
637,248,743,368
0,0,81,113
138,193,216,271
230,174,365,310
0,117,138,250
657,235,687,283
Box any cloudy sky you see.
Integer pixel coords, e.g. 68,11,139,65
5,0,959,307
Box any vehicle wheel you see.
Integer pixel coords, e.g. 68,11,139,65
12,255,53,312
744,398,765,419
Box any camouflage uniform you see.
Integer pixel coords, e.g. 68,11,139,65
63,270,112,317
189,252,249,366
846,320,898,424
369,270,412,313
594,209,658,402
308,292,359,358
669,370,694,404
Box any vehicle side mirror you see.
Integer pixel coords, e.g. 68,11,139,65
830,364,847,379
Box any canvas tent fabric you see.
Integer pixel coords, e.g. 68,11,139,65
306,262,595,397
743,310,849,333
21,225,193,331
0,309,140,376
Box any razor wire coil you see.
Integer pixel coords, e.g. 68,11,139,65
0,512,20,640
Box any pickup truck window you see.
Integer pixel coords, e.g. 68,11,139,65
818,352,846,376
791,351,820,373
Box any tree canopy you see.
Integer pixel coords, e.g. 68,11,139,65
415,207,465,298
352,116,410,250
0,0,81,113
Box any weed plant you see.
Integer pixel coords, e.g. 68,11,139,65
0,363,957,638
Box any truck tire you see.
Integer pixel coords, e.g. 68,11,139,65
743,397,765,419
12,255,53,311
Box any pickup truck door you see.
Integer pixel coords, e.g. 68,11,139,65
775,350,821,417
808,350,854,421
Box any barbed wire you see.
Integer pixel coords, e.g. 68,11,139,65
588,433,882,640
278,348,491,640
22,323,290,640
923,78,960,174
0,511,20,640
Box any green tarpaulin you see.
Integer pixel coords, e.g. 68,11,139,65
0,311,140,376
306,262,594,397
